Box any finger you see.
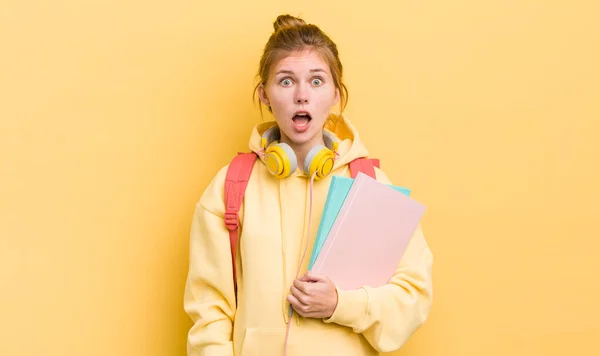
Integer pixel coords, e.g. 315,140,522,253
293,279,311,294
302,311,322,318
287,294,311,316
305,271,327,283
299,273,312,282
286,294,301,314
290,285,309,305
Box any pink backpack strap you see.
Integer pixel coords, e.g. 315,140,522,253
224,152,257,296
349,157,380,178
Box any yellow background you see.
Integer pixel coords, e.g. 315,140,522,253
1,0,599,355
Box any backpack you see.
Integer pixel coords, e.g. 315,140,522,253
223,152,380,295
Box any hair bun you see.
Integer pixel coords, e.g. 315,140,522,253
273,14,306,31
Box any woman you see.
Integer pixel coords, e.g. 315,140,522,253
184,14,433,356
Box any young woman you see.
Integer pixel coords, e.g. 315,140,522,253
184,14,433,356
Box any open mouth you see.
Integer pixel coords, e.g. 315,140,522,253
292,112,312,127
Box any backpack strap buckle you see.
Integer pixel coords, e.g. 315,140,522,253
224,212,239,230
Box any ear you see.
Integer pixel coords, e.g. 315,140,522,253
258,84,270,106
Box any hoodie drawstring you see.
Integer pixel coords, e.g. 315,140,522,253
283,170,317,355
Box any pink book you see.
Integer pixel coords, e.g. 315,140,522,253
311,172,426,290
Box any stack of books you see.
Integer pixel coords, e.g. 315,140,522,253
308,172,426,290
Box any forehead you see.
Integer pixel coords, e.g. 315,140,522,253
273,49,331,74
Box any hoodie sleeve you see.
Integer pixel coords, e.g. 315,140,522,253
323,167,434,353
183,166,236,356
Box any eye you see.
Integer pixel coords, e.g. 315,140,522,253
311,78,323,86
280,78,293,86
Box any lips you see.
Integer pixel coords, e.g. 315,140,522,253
292,110,311,125
292,110,312,121
292,110,311,132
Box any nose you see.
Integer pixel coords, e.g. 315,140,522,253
295,96,308,104
295,85,309,104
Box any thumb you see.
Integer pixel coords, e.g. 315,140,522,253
299,274,311,281
305,270,327,282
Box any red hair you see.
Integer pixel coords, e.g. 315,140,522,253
253,14,349,116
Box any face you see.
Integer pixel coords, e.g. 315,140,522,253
259,49,340,150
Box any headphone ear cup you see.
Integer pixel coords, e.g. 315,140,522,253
304,145,336,180
265,143,297,178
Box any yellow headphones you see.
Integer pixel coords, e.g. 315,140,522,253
260,126,339,180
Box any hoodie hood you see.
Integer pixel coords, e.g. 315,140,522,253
248,113,370,175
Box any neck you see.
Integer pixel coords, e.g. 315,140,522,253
280,132,326,171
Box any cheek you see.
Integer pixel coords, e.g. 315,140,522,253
270,98,287,115
266,96,288,121
268,91,291,112
315,90,337,110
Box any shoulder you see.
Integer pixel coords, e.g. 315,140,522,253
197,163,230,215
198,153,261,214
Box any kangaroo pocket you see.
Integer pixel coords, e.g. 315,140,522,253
240,327,294,356
238,324,371,356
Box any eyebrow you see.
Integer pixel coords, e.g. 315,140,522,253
275,68,327,75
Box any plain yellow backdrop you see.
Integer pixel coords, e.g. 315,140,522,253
1,0,599,355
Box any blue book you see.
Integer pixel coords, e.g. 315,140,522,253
308,175,411,270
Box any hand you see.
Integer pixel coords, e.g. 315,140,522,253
287,271,338,319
